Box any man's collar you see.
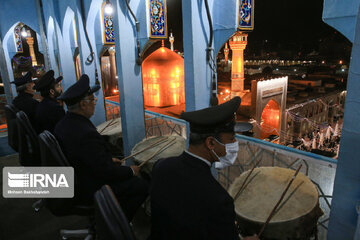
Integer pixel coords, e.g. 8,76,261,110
185,150,211,167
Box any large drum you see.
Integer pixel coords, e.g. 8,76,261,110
97,118,123,156
131,135,186,177
228,167,323,240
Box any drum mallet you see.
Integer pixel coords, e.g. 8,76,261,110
119,137,169,163
139,138,176,168
258,164,303,238
234,157,264,201
99,118,115,134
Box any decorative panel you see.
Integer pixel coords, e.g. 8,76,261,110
238,0,254,30
103,3,115,44
149,0,167,38
14,24,24,53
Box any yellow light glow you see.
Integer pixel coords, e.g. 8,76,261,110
260,99,280,139
145,83,160,106
142,46,185,107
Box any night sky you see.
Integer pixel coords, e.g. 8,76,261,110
146,0,352,61
250,0,328,44
246,0,351,59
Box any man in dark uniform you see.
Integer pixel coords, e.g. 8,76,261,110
54,74,148,221
11,71,39,127
35,70,65,133
150,97,258,240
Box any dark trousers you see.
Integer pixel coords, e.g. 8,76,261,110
110,176,149,221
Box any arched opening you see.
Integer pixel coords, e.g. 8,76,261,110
50,6,81,92
73,47,82,81
63,8,81,83
70,17,81,81
99,1,119,120
141,0,184,117
100,47,118,97
11,23,45,80
260,99,280,139
47,17,60,76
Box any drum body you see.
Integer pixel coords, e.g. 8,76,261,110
228,167,323,240
132,136,186,176
97,118,123,156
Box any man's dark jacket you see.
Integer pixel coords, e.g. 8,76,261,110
54,112,133,203
36,97,65,133
150,152,239,240
12,92,39,127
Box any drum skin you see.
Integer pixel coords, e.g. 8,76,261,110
131,136,186,176
228,167,323,240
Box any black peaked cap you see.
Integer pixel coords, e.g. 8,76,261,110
11,71,33,87
35,70,63,91
57,74,100,105
181,97,253,133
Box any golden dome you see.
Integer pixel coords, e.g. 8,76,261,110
142,46,185,107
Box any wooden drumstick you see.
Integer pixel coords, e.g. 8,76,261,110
119,137,169,163
99,118,115,134
139,138,176,168
234,157,264,201
258,164,303,238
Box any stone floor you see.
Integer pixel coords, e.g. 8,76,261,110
0,154,151,240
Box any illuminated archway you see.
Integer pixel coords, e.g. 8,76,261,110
11,23,45,80
260,99,280,139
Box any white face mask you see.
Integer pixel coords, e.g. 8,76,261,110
212,139,239,169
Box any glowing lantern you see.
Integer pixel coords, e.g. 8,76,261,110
142,45,185,107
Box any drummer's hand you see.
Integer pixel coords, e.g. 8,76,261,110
112,157,124,164
130,165,140,176
243,235,259,240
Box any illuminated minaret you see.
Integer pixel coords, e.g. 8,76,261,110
229,31,248,96
26,30,37,66
169,32,174,51
224,42,229,66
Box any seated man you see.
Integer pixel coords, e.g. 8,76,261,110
35,70,65,133
54,74,148,221
11,71,39,126
150,97,257,240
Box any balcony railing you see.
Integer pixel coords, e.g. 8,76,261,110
105,99,189,141
144,110,189,142
104,99,335,239
104,99,121,120
218,134,336,239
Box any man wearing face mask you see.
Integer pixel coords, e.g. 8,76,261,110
150,97,256,240
35,70,65,134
